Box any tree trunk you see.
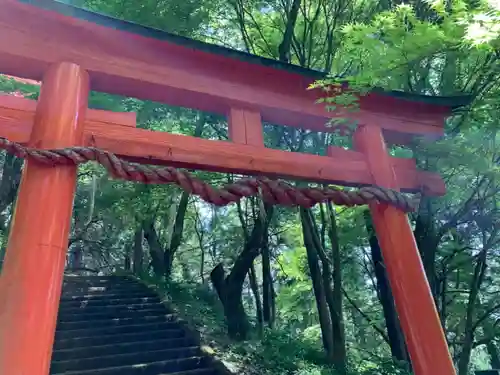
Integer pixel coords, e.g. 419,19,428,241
69,246,83,270
143,220,166,279
457,250,487,375
364,211,410,364
278,0,301,62
326,203,347,372
249,262,264,335
210,204,273,340
414,198,440,302
132,228,143,275
0,152,23,215
164,191,190,278
303,207,346,373
211,263,251,340
262,227,275,328
124,245,131,271
301,208,336,364
200,242,205,283
487,341,500,369
160,119,204,278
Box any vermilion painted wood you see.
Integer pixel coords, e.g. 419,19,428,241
86,127,445,194
0,93,136,128
0,1,450,145
0,94,446,195
0,94,136,143
0,63,89,375
228,108,264,147
353,125,456,375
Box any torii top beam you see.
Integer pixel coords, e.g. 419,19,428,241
0,0,471,196
1,0,469,142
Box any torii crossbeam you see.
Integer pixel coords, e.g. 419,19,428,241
0,1,470,374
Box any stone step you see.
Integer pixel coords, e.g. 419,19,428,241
58,306,167,323
59,296,162,309
63,276,133,281
50,347,201,373
51,276,224,375
59,289,158,302
55,321,181,340
53,328,186,350
56,314,175,331
159,370,217,375
52,337,196,362
51,356,211,375
58,302,166,318
62,282,139,290
61,284,149,296
62,277,145,287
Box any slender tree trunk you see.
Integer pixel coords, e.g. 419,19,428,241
200,244,205,283
414,196,440,297
304,208,346,373
278,0,301,62
69,245,83,270
262,228,275,328
364,211,410,364
270,281,276,325
249,262,264,335
161,119,204,278
326,203,346,368
132,227,143,275
163,191,190,277
487,341,500,369
143,220,166,279
457,250,487,375
440,270,448,331
124,245,131,271
0,247,5,270
0,152,23,215
301,208,336,364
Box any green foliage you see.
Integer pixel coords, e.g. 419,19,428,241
0,75,39,99
428,0,500,48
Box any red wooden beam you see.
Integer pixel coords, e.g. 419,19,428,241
0,95,445,195
0,1,456,145
0,94,136,143
87,127,445,195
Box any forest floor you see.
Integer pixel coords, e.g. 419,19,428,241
134,274,334,375
130,273,412,375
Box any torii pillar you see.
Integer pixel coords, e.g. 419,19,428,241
0,62,89,375
354,125,456,375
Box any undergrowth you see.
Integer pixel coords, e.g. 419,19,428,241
128,273,410,375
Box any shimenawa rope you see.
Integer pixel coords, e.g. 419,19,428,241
0,137,419,211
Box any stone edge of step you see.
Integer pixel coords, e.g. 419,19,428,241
51,356,208,375
57,275,236,375
50,346,202,373
129,276,236,375
51,337,194,361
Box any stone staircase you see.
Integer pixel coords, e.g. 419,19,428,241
50,275,227,375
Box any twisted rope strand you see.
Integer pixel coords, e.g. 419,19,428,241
0,138,419,211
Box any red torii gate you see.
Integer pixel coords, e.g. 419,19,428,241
0,1,469,374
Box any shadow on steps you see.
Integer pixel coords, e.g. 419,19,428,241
51,275,234,375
